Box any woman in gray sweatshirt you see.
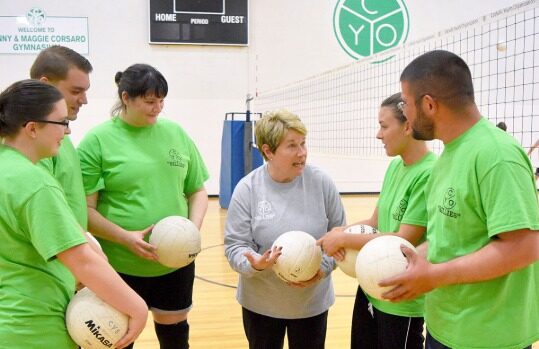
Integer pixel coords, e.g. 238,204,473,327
224,109,346,349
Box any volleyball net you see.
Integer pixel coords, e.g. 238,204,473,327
254,2,539,159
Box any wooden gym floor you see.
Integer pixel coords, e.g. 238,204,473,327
134,195,538,349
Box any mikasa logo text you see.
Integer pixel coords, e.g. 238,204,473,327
84,320,113,347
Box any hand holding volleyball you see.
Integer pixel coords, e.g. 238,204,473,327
355,235,416,300
66,287,128,348
335,224,377,278
271,230,323,283
149,216,201,268
378,244,439,302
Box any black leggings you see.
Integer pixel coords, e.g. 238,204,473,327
242,307,328,349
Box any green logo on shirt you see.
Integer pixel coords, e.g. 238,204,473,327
167,149,185,167
333,0,409,61
443,188,456,209
439,187,460,218
392,198,407,221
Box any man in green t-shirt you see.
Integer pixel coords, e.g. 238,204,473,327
382,50,539,349
31,45,92,231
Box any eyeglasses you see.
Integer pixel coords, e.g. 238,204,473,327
397,94,428,112
397,91,469,112
24,119,70,129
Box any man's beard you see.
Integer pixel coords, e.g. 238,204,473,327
411,109,434,141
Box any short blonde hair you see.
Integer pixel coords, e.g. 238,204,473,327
255,109,307,160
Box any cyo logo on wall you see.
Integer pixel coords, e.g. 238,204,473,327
334,0,409,61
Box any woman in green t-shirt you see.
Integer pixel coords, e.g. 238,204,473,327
78,64,209,349
318,93,436,349
0,79,147,349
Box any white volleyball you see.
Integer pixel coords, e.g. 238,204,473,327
335,224,377,278
150,216,201,268
85,232,103,251
66,287,128,348
355,235,416,300
271,230,322,283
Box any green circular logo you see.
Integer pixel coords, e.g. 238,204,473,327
334,0,409,61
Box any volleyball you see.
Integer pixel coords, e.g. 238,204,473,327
150,216,201,268
66,287,128,348
335,224,377,278
85,232,102,251
355,235,416,300
271,230,322,283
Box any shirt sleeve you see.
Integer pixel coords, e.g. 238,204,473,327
224,180,262,278
400,171,430,227
480,160,539,237
77,133,105,195
22,186,86,261
183,135,209,195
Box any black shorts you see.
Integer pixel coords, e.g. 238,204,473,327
119,261,195,313
535,167,539,176
351,286,424,349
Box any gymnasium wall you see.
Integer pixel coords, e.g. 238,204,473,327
0,0,249,195
249,0,529,92
249,0,536,192
0,0,533,194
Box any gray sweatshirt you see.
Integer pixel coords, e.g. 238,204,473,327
224,164,346,319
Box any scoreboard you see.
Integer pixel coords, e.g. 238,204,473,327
149,0,248,45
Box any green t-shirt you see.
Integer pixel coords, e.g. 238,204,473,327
368,152,436,317
0,146,87,349
425,118,539,349
78,117,209,277
38,136,88,230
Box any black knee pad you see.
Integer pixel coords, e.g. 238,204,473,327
154,320,189,349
